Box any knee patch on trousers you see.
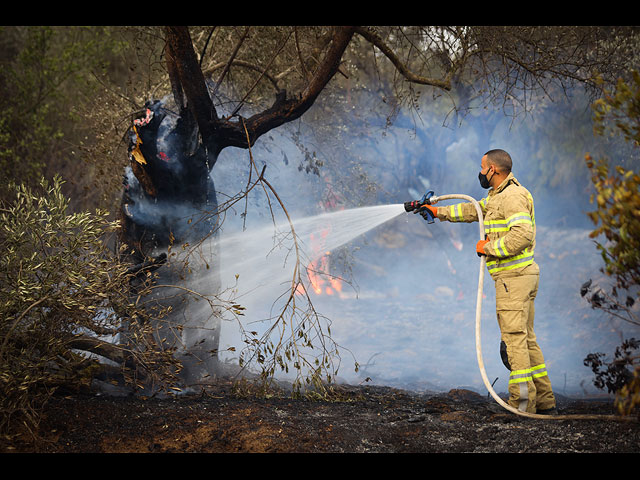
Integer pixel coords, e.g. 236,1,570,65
500,340,511,370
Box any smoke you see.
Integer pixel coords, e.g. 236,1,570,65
129,84,637,398
199,87,639,398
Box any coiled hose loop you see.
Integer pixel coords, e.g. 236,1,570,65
430,194,634,422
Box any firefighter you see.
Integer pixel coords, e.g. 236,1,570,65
421,149,557,414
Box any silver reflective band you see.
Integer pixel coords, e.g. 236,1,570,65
518,383,529,411
507,214,533,227
509,369,533,384
486,222,508,233
531,363,548,378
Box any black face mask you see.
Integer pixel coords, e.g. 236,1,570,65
478,169,494,189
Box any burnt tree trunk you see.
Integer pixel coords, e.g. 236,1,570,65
119,26,356,389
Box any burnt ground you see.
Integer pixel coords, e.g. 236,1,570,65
3,378,640,454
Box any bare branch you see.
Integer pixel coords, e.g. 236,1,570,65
204,60,282,92
354,26,453,90
211,26,251,96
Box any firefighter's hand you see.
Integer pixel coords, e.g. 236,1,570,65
476,238,489,257
417,204,438,218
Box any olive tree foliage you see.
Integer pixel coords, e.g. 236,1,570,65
588,72,640,296
101,26,639,155
582,71,640,416
0,176,182,436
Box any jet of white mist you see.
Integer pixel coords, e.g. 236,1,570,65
193,203,406,309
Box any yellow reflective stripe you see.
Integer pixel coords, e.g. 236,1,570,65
531,363,548,378
449,198,487,222
506,211,533,228
485,220,508,233
449,203,463,222
486,248,535,273
493,236,509,257
509,365,547,384
487,212,531,233
509,368,533,384
455,203,462,221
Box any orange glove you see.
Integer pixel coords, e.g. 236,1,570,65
476,238,489,256
418,204,438,218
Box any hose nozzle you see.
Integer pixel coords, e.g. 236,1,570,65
404,190,435,223
403,200,422,212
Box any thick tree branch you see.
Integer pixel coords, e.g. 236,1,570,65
165,39,185,112
164,26,357,156
165,26,218,141
68,334,129,366
214,26,357,151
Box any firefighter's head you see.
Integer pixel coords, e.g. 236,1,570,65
479,149,512,189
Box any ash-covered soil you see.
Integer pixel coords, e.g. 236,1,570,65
4,379,639,454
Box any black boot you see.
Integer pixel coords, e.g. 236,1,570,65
536,406,558,415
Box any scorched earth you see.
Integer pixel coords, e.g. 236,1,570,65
5,378,640,454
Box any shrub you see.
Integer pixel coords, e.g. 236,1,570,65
0,176,178,437
584,72,640,415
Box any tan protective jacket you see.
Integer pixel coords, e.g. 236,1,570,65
437,173,536,279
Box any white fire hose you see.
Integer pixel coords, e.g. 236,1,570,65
430,194,632,422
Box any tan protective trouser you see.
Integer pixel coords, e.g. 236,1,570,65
494,264,556,413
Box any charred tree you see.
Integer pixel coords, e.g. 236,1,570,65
118,26,356,389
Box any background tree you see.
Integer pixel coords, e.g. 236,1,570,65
0,26,128,208
582,71,640,416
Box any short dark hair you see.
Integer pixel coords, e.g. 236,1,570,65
484,149,512,173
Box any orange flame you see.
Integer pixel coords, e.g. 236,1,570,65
298,227,345,298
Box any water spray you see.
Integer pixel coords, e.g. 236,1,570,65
408,191,634,422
